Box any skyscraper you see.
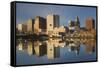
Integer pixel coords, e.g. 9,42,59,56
46,15,59,35
34,16,46,34
27,19,34,33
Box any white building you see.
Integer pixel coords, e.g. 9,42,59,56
46,15,59,36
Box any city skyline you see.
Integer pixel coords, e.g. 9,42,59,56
16,3,96,27
15,2,97,66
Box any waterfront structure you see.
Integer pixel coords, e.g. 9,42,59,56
26,19,34,33
58,26,66,33
85,17,95,30
21,23,27,34
74,16,80,32
17,23,27,33
34,16,46,34
17,24,23,33
58,26,67,36
52,27,59,36
51,26,67,37
46,15,60,36
68,20,75,33
68,16,80,33
16,15,96,39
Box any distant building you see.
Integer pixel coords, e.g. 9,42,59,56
17,23,27,33
34,16,46,34
58,26,66,33
46,15,59,36
22,24,27,33
85,17,95,30
58,26,67,36
74,16,80,31
64,26,69,33
52,27,59,36
50,26,67,37
68,20,75,33
26,19,34,33
17,24,22,32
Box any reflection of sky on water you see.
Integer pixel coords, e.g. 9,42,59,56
16,39,96,65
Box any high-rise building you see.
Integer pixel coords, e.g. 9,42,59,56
85,17,95,30
46,15,59,35
34,16,46,34
54,15,59,27
27,19,34,33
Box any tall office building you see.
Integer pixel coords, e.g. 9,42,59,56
34,16,46,34
46,15,59,35
27,19,34,33
85,17,95,30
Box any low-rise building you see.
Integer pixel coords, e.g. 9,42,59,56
17,23,27,33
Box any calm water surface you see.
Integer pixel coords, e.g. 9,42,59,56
16,38,96,65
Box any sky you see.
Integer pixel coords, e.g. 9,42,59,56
16,3,97,27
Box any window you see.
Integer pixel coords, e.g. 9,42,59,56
50,24,52,26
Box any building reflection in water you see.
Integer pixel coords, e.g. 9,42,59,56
34,41,47,57
46,38,60,59
16,38,96,59
66,39,80,55
83,39,96,54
